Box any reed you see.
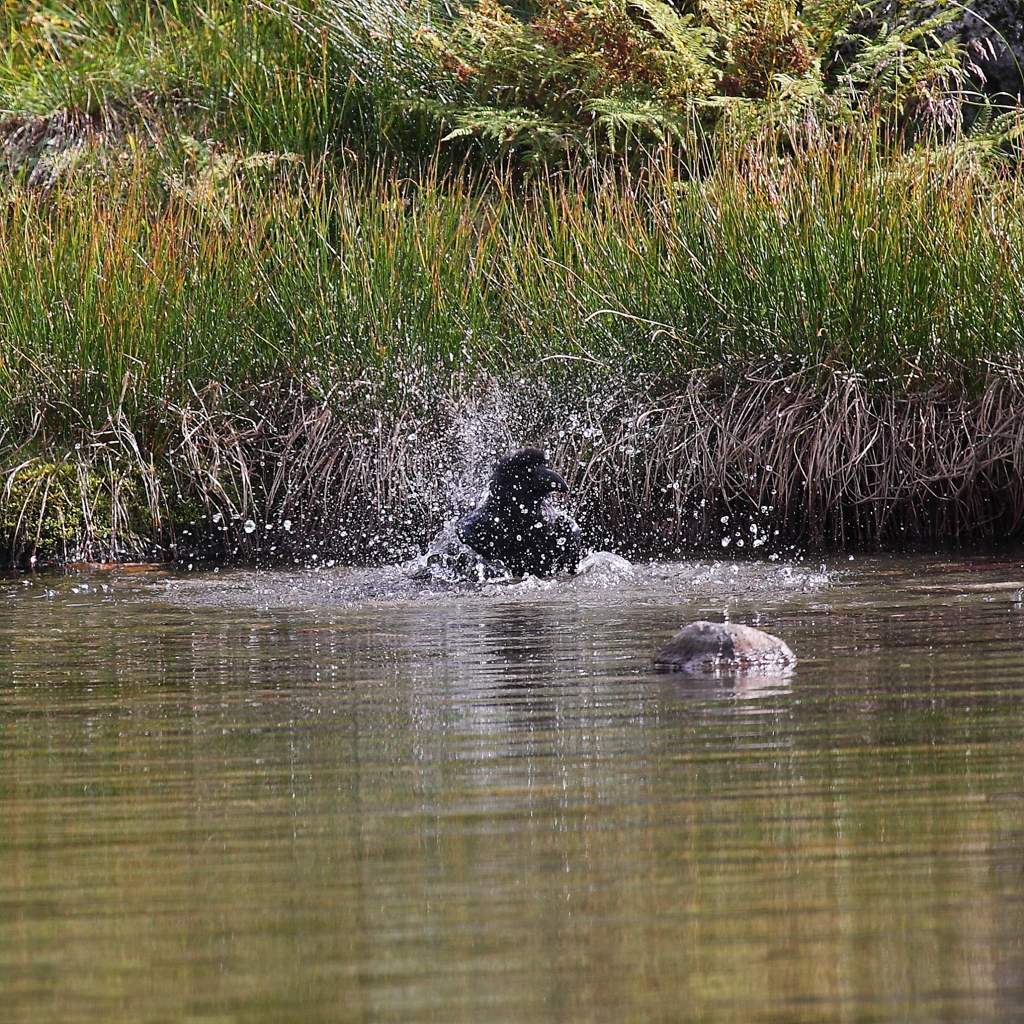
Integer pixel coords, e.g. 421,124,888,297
2,138,1022,409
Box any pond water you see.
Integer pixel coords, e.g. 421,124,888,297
2,552,1024,1023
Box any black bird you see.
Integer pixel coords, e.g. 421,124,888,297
458,447,583,577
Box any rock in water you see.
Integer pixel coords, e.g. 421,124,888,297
653,621,795,674
457,447,582,577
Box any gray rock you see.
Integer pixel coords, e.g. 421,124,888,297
653,621,795,675
835,1,1024,124
940,0,1024,122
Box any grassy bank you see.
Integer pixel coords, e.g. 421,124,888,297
2,0,1024,564
4,142,1024,564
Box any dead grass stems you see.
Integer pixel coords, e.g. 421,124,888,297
5,367,1024,568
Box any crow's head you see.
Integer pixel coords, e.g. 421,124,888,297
489,447,568,506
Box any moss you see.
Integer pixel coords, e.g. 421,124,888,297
0,459,160,565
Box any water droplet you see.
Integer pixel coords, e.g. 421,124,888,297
243,519,256,534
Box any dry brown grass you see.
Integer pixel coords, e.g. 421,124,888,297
6,368,1024,568
557,367,1024,553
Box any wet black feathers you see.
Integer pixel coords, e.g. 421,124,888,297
457,448,582,577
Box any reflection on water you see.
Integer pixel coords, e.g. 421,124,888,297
2,554,1024,1022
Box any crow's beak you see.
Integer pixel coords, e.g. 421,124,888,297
536,465,568,493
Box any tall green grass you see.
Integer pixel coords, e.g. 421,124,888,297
2,134,1023,440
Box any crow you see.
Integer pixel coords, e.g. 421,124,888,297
458,447,582,577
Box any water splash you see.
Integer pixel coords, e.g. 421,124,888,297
402,520,513,585
445,381,522,512
153,557,836,612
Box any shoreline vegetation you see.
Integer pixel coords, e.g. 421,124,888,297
2,0,1024,567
